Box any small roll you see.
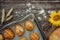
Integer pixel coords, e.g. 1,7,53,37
49,28,60,40
14,23,24,36
30,32,39,40
24,20,34,31
20,37,27,40
3,28,14,39
0,34,4,40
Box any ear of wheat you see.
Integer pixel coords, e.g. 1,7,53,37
1,8,13,24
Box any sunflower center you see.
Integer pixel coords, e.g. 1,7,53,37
53,15,60,21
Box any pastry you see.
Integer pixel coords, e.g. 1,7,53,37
30,32,39,40
24,20,34,31
3,28,14,39
20,37,27,40
15,23,24,36
49,28,60,40
0,34,4,40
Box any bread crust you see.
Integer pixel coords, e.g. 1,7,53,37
49,28,60,40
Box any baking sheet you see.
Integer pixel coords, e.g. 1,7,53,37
6,20,43,40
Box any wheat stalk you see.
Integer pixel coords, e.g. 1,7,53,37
6,8,13,17
1,8,5,23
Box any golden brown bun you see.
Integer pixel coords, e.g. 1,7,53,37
4,28,14,39
0,34,4,40
6,39,11,40
15,23,24,36
30,32,39,40
20,37,27,40
24,20,34,31
49,28,60,40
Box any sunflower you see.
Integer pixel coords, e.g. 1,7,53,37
48,10,60,26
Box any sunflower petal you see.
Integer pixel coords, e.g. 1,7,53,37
49,11,56,17
57,10,60,15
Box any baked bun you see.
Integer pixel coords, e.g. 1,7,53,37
20,37,27,40
15,23,24,36
0,34,4,40
49,28,60,40
30,32,39,40
24,20,34,31
4,28,14,39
